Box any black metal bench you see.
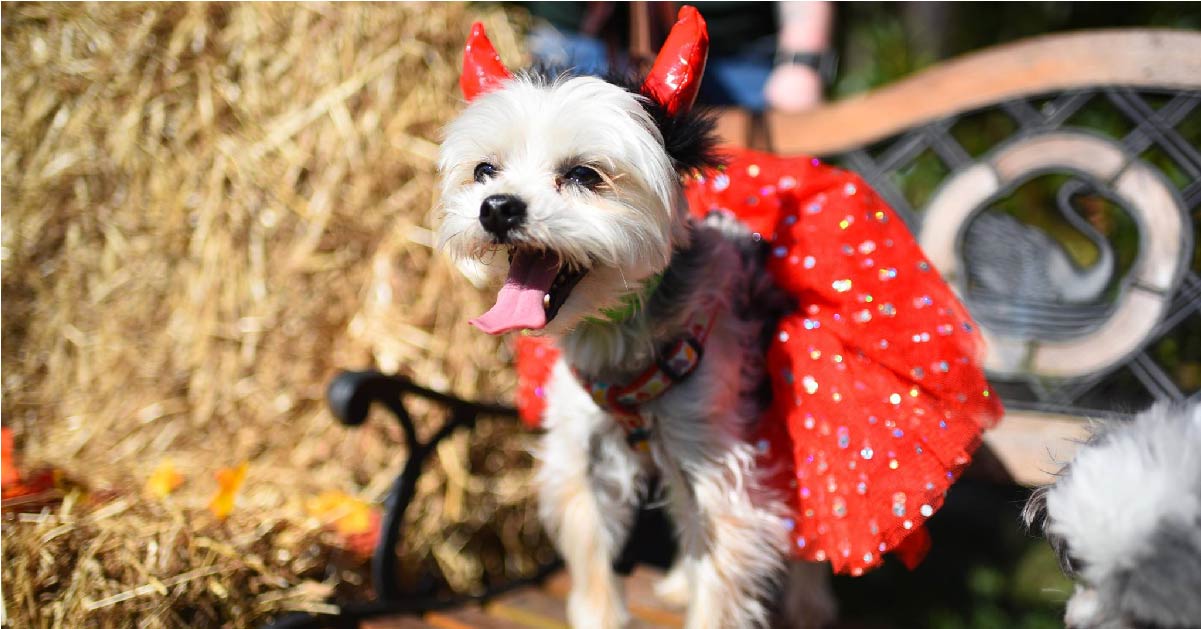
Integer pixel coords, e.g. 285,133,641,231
267,28,1201,629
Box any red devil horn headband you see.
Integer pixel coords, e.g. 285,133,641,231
461,22,513,101
642,6,709,116
460,6,709,116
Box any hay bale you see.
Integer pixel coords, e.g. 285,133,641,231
1,3,543,626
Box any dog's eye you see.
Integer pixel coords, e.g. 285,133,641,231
564,165,602,188
473,162,497,183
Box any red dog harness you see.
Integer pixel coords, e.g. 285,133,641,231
572,305,720,450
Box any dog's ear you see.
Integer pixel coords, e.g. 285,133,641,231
461,22,512,101
1024,485,1084,579
637,6,721,174
641,6,708,117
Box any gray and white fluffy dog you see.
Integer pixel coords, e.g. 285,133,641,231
1025,403,1201,629
434,18,835,629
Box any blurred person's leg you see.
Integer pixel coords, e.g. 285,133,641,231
527,22,610,75
698,35,776,113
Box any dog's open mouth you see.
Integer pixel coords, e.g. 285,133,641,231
469,249,587,335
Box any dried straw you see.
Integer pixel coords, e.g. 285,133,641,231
2,3,544,627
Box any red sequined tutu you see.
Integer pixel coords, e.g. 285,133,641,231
514,148,1004,576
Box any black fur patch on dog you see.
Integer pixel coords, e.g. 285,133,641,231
607,71,724,174
646,101,725,175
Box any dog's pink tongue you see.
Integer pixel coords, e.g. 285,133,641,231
470,251,560,335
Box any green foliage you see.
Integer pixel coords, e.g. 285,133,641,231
1011,544,1075,607
832,2,1201,98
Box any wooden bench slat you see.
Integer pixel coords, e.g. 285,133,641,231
426,606,528,629
541,572,571,599
542,568,684,628
622,569,684,629
716,29,1201,155
362,616,444,629
982,410,1092,486
422,611,480,629
486,589,570,629
362,568,681,628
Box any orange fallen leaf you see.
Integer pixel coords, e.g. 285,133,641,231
1,427,61,505
207,462,248,519
306,491,382,559
1,468,59,504
307,491,378,535
1,427,19,491
145,459,184,498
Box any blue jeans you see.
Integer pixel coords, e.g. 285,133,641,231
527,23,614,77
527,25,775,113
698,35,776,112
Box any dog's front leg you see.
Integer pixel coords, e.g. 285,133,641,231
537,423,642,629
659,428,790,629
537,364,646,629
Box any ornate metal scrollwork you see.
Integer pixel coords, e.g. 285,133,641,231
839,88,1201,416
920,131,1191,379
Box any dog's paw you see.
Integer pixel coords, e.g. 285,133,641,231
567,587,629,629
652,564,691,608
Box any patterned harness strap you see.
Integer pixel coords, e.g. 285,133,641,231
573,305,720,450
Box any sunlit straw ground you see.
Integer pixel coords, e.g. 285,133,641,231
2,3,547,627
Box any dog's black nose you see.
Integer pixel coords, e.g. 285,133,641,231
479,194,527,238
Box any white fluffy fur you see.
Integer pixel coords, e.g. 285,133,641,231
438,75,834,629
1042,403,1201,628
1046,404,1201,585
437,75,687,335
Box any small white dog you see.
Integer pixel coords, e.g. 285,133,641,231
1025,403,1201,629
436,8,999,628
439,75,814,629
438,32,825,629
